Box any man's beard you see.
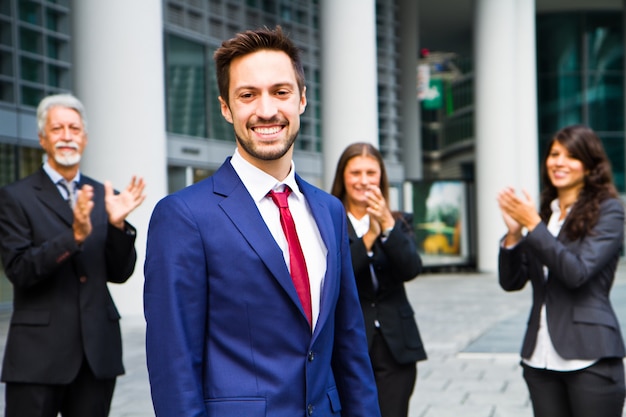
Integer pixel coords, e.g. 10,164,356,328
54,152,81,166
54,141,81,166
235,131,298,161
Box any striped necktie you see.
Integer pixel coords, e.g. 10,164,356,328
58,179,76,208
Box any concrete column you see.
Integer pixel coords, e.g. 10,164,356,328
320,0,379,190
474,0,538,272
399,0,422,181
515,0,539,199
72,1,168,316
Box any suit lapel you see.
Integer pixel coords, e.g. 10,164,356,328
214,162,307,317
297,177,338,335
33,168,73,226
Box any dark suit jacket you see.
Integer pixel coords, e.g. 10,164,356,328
144,159,381,417
0,167,137,384
348,212,427,365
499,197,626,360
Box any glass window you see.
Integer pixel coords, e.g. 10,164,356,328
20,146,44,178
587,73,623,132
19,27,42,54
0,18,11,45
537,74,582,134
167,166,187,193
165,34,207,138
48,65,69,88
20,56,42,82
537,11,624,191
261,0,275,13
601,135,624,191
21,85,44,106
47,37,59,59
536,14,580,74
18,1,40,25
0,80,14,103
207,46,234,141
46,9,68,33
0,51,12,76
0,0,10,16
586,15,623,71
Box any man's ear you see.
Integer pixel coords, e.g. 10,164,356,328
218,96,233,124
299,86,307,115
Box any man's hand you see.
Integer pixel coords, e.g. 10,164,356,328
73,184,95,244
105,176,147,230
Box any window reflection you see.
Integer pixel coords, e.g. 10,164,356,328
537,12,624,191
165,34,207,138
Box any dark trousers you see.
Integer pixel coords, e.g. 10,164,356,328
5,358,116,417
370,330,417,417
522,359,625,417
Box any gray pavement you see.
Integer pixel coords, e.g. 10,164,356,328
1,261,626,416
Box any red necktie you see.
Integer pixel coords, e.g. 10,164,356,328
268,187,312,326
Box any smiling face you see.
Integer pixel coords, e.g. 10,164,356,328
546,140,587,197
343,155,382,209
219,49,306,172
39,106,87,175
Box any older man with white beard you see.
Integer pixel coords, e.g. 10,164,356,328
0,94,146,417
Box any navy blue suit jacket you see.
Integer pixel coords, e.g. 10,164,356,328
144,159,381,417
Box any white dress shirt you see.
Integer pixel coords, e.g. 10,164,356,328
230,149,327,331
43,161,80,201
347,212,380,293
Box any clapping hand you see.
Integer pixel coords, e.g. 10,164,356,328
366,185,395,233
105,176,147,230
497,187,541,246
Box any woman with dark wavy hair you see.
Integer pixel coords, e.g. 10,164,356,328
497,124,626,417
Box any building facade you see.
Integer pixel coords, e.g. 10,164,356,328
0,0,624,314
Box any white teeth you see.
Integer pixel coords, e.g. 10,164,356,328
254,126,281,135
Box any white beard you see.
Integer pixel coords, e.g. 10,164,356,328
54,152,81,166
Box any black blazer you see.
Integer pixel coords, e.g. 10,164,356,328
348,213,427,364
499,197,626,361
0,167,137,384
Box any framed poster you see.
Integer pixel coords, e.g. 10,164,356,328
409,180,473,268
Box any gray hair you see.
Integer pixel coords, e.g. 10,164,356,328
37,94,88,136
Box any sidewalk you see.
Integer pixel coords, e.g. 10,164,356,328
1,262,626,416
407,262,626,417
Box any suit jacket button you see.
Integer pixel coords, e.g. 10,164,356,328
308,351,315,362
79,276,87,283
307,404,314,415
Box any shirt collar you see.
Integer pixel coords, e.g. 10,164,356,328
550,198,572,218
230,148,303,203
43,161,80,185
347,212,370,237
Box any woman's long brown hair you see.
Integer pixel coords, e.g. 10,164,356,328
539,124,618,240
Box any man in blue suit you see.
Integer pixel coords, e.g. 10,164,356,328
144,26,381,416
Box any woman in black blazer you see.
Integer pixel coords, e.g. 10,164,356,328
331,143,427,417
497,125,626,417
